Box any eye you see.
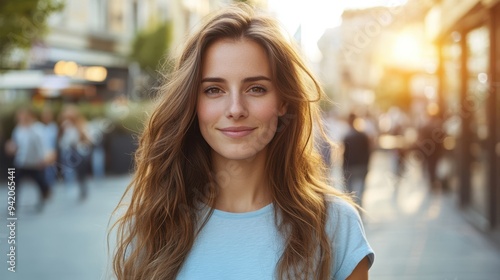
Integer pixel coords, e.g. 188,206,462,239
248,86,267,94
203,87,224,96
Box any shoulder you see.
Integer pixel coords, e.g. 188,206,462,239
324,196,375,279
32,122,44,134
12,126,20,136
324,196,366,246
325,196,360,224
32,122,43,130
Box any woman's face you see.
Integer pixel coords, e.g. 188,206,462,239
197,38,286,162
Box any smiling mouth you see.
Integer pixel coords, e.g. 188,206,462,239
218,127,256,138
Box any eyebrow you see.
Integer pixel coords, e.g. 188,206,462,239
200,75,272,83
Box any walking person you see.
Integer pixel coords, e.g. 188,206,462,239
342,113,371,207
58,105,92,201
87,117,106,179
5,107,51,211
111,4,374,280
418,111,444,191
391,122,407,189
39,106,59,187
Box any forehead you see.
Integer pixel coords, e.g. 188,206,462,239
201,38,272,78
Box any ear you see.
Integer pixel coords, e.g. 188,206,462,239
278,102,287,117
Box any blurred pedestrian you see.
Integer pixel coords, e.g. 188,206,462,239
342,113,371,207
417,111,444,191
58,105,92,201
5,107,51,211
39,106,59,187
111,4,374,280
391,121,408,188
87,118,106,179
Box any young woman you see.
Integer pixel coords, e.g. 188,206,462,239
111,4,374,280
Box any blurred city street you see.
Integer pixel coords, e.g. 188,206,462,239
0,150,499,279
1,0,500,279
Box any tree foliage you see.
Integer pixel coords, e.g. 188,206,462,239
0,0,64,69
130,21,173,73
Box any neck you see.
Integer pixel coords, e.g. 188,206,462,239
211,149,271,213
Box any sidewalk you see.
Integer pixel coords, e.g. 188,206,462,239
363,150,500,280
0,175,131,280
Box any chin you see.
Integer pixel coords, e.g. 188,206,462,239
212,144,265,162
217,150,259,161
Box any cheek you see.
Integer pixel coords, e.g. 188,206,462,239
196,100,217,125
254,102,281,127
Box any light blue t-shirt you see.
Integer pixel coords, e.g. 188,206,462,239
177,198,374,280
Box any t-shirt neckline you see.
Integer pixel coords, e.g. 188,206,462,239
211,203,273,219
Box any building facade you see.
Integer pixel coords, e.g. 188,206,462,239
425,0,500,232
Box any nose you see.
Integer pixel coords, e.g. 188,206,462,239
225,92,248,120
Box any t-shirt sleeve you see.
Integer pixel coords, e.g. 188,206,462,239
328,198,374,280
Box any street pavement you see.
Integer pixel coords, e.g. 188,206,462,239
0,175,130,280
363,150,500,280
0,150,498,279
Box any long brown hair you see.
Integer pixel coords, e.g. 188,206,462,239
111,4,353,279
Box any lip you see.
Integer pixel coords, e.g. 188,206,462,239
218,126,256,138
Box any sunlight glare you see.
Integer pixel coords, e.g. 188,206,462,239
392,32,422,64
268,0,410,63
268,0,343,62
